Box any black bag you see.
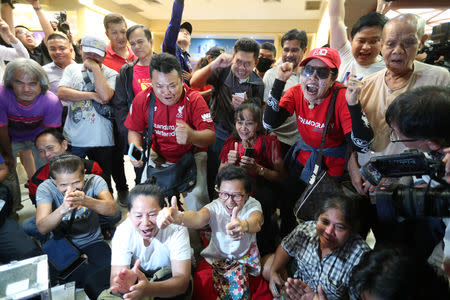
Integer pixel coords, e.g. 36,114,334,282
293,87,350,221
81,68,113,120
144,93,197,197
42,209,87,279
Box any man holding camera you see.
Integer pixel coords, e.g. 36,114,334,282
384,86,450,276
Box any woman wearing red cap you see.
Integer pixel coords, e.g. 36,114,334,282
263,47,374,236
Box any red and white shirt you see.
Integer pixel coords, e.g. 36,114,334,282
125,85,215,163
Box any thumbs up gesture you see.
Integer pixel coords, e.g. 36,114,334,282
156,196,182,229
225,207,247,241
227,142,240,165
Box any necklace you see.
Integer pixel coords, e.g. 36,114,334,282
308,103,315,109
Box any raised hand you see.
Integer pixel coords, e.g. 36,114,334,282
123,259,151,300
225,207,245,241
227,142,240,165
175,119,193,145
239,155,257,173
61,186,76,214
277,62,294,82
182,70,192,82
0,18,13,38
211,53,233,70
111,260,140,295
344,74,362,106
156,196,181,229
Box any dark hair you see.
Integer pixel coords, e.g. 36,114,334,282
281,29,308,49
260,42,276,57
350,12,388,39
385,86,450,147
126,24,152,41
351,248,450,300
215,165,253,195
233,38,260,60
127,184,166,211
314,196,360,233
150,53,182,79
193,57,209,72
103,13,126,31
231,99,264,141
49,154,84,179
15,25,31,31
47,32,70,43
35,128,66,146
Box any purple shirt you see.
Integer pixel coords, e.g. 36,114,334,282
0,84,62,142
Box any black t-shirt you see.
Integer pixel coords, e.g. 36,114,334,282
29,41,52,66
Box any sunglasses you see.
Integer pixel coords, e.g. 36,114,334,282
301,65,331,79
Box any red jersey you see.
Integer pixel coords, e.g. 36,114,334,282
103,45,137,73
132,64,152,96
125,85,215,163
279,83,351,177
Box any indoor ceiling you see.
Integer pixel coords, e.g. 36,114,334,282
108,0,326,20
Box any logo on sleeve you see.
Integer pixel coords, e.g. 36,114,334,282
201,113,213,123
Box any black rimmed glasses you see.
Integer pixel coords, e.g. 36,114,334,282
301,65,331,79
389,129,420,143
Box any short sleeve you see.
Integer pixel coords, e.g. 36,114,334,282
219,136,236,163
263,135,282,167
188,92,215,132
90,175,109,196
124,90,149,132
281,222,311,257
167,225,191,261
43,93,63,127
111,222,134,266
0,86,10,126
58,64,76,88
103,67,118,90
36,180,56,206
241,198,262,219
278,85,298,115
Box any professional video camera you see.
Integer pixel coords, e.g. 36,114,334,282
361,150,450,222
55,11,70,35
419,22,450,71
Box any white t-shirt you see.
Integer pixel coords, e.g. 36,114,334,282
59,63,117,147
337,41,385,83
111,218,191,272
201,197,262,264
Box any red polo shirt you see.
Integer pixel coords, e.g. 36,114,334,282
103,44,137,73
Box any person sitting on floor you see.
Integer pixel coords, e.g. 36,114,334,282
157,165,272,300
263,195,370,300
98,184,192,299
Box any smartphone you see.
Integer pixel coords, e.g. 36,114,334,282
128,143,143,161
272,283,280,297
234,92,245,98
244,148,255,158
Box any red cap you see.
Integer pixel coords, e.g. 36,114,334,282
299,47,341,69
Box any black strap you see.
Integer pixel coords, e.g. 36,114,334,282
310,87,345,182
146,92,157,149
66,209,77,234
81,68,95,92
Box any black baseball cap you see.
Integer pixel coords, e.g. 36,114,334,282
206,46,225,59
180,21,192,35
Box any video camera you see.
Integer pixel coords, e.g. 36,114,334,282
419,22,450,71
55,11,70,35
361,150,450,222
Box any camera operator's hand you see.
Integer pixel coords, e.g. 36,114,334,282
443,147,450,184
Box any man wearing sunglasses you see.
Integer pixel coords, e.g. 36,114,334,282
263,47,374,235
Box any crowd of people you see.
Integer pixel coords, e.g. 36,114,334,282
0,0,450,299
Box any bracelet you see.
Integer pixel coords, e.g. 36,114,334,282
180,211,185,226
245,220,250,233
34,6,42,10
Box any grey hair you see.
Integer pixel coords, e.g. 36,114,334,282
386,13,426,40
3,58,49,94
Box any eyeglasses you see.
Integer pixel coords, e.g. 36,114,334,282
301,65,331,79
216,190,245,202
389,129,420,143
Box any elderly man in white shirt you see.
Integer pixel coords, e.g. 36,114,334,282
0,18,29,81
